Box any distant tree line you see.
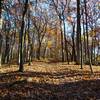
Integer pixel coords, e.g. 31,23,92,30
0,0,100,72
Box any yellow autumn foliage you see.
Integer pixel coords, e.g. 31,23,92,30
47,41,52,48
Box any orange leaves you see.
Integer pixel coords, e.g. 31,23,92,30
89,29,96,37
46,27,56,36
67,16,73,23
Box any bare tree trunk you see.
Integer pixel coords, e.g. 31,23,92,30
82,8,87,63
76,0,81,64
36,42,41,60
60,20,64,62
84,0,89,59
63,16,69,64
27,9,31,65
19,0,28,72
0,0,2,66
0,34,2,66
71,23,76,62
84,0,93,73
89,45,93,73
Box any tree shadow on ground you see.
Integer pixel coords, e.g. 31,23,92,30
0,68,99,79
0,71,100,99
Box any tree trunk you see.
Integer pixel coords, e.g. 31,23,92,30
71,23,76,62
76,0,81,64
19,0,28,72
63,16,69,64
37,42,41,60
82,8,87,63
27,9,31,65
84,0,89,59
60,20,64,62
0,34,2,66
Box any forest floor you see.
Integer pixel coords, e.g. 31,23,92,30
0,61,100,100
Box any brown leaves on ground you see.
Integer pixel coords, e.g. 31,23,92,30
0,61,100,99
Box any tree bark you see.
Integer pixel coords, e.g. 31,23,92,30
76,0,81,64
19,0,28,72
63,16,69,64
60,20,64,62
71,23,76,62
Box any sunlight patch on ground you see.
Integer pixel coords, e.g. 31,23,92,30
0,61,100,85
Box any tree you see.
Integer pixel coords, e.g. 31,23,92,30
76,0,81,65
19,0,29,72
50,0,71,62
